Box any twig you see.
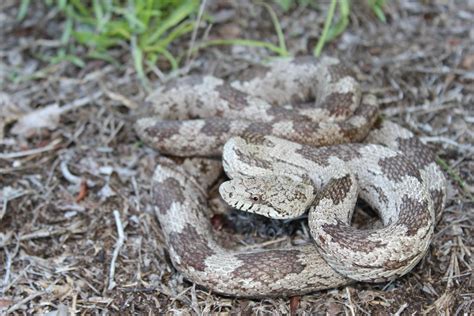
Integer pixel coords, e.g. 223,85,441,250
1,241,19,289
406,66,474,76
0,221,86,248
6,291,44,313
393,303,408,316
0,139,61,160
240,236,288,250
60,160,82,184
186,0,207,66
345,288,356,316
108,210,125,290
59,91,103,113
1,187,28,221
421,136,474,153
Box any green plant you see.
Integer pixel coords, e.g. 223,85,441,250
273,0,313,11
369,0,387,23
273,0,386,56
17,0,387,84
18,0,200,84
193,2,289,57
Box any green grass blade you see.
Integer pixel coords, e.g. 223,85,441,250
17,0,30,20
57,0,67,11
145,0,198,45
437,157,473,201
145,46,179,70
50,53,86,68
326,0,350,41
61,11,73,45
314,0,338,57
69,0,90,16
87,50,120,66
131,36,149,88
259,2,288,56
372,2,387,23
145,20,195,51
72,30,119,49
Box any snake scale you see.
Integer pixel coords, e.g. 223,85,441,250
135,57,447,297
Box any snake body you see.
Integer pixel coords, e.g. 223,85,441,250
135,57,446,297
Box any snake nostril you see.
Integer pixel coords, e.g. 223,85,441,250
229,192,233,198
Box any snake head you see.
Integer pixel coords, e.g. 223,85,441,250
219,175,315,219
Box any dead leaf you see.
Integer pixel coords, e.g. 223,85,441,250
0,298,13,309
290,296,300,316
10,103,63,137
461,53,474,70
76,179,88,202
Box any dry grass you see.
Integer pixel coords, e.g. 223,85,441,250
1,0,472,314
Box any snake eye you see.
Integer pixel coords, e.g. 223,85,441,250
251,195,259,202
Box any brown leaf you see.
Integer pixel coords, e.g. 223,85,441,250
290,296,300,316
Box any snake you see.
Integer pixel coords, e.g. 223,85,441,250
134,56,447,298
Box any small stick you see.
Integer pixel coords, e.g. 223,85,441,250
6,292,44,313
186,0,207,66
108,210,125,290
0,139,61,160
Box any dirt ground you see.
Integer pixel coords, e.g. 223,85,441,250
1,0,473,314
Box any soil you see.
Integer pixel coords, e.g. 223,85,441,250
0,0,472,314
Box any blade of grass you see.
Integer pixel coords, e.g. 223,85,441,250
17,0,30,20
258,2,288,56
69,0,90,16
137,0,155,27
61,8,73,45
437,157,473,201
113,5,146,33
370,0,387,23
131,36,150,89
326,0,349,41
145,0,198,46
50,53,86,68
145,46,179,70
57,0,67,11
145,21,195,51
87,50,120,66
314,0,338,56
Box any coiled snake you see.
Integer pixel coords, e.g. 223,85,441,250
135,57,446,297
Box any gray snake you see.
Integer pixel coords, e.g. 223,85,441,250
135,56,447,297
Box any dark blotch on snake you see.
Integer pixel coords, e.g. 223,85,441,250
153,178,186,215
169,224,216,272
378,154,421,183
